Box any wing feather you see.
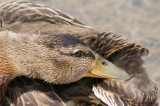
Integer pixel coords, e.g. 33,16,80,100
0,1,90,28
3,77,65,106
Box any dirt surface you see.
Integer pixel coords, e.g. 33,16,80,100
0,0,160,99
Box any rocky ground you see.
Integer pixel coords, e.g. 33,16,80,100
0,0,160,99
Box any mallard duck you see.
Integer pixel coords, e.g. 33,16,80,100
0,1,158,106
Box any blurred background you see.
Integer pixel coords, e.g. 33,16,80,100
0,0,160,98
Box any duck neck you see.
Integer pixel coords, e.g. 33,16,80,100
0,41,15,101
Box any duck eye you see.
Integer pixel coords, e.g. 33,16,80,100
74,50,83,57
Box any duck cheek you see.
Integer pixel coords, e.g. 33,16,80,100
84,59,96,72
90,60,96,69
68,65,86,81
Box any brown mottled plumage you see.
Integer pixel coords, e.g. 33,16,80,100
0,1,158,106
0,41,15,101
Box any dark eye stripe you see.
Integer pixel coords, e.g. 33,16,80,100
87,51,95,59
60,51,95,59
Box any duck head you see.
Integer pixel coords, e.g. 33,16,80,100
0,31,129,86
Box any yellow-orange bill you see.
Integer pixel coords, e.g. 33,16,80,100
86,54,130,80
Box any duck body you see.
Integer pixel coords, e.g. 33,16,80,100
0,1,158,106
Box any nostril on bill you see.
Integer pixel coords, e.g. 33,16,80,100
102,61,107,65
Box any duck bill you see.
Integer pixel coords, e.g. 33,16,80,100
86,54,130,80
